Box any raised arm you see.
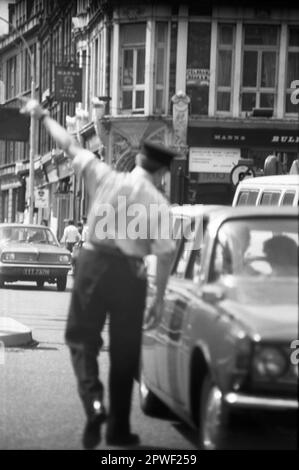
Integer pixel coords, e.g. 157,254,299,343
20,99,83,160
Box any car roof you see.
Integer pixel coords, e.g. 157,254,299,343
237,174,299,187
0,223,50,229
206,205,299,227
171,204,225,217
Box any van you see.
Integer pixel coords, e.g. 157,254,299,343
232,174,299,207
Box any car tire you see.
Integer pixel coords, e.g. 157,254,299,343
36,280,45,289
139,370,165,417
57,276,67,292
198,374,231,450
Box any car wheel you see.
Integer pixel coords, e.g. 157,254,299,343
36,280,45,289
139,370,164,417
57,276,67,292
198,374,230,450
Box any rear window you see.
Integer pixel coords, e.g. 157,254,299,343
281,191,295,206
237,190,259,206
260,191,281,206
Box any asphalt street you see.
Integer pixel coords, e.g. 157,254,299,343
0,276,197,450
0,276,297,450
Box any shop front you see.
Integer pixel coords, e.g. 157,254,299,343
41,150,74,239
186,121,299,205
0,164,22,223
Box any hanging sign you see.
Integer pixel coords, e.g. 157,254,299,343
54,66,82,102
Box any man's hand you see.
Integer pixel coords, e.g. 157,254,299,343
19,98,49,120
144,298,164,330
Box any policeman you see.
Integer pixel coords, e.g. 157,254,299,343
21,99,176,449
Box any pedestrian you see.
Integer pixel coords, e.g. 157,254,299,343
76,221,83,239
81,215,88,246
41,218,48,227
60,219,81,253
20,98,176,450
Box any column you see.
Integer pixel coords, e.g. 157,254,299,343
175,5,188,93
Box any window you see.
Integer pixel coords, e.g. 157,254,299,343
237,190,259,206
24,44,37,92
216,24,235,112
260,191,281,205
186,23,211,115
210,219,299,280
241,25,279,112
281,191,295,206
154,22,168,114
285,27,299,114
168,22,178,113
15,0,26,28
93,38,99,96
6,56,17,99
120,24,146,113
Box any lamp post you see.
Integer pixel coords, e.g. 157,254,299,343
0,15,36,223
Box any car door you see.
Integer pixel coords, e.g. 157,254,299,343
154,236,194,398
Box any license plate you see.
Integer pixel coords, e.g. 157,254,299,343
23,268,50,276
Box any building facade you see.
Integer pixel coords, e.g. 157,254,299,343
0,0,298,232
0,0,41,223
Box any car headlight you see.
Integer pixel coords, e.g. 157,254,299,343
253,347,287,378
2,252,15,262
59,255,70,264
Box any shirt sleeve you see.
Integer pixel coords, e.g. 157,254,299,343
72,149,111,199
149,194,176,256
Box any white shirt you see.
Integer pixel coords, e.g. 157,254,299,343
61,225,80,244
81,225,89,243
72,150,175,258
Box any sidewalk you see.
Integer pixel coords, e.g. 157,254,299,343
0,317,33,347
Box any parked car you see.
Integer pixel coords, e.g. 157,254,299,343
0,223,71,291
140,205,298,449
232,174,299,207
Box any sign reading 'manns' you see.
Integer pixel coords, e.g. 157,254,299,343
54,66,82,102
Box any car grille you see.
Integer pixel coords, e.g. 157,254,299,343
7,253,60,264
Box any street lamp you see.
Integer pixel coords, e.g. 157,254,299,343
0,15,36,223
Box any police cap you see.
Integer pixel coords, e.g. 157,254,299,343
141,140,177,169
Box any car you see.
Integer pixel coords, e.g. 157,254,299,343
140,205,298,450
232,174,299,207
0,223,72,291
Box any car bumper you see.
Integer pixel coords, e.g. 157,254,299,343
0,263,70,279
224,392,298,411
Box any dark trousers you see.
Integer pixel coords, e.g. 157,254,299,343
66,242,76,253
65,247,147,436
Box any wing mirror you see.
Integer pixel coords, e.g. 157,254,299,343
201,285,225,304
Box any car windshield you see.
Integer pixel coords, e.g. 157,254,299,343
212,218,298,278
0,226,59,246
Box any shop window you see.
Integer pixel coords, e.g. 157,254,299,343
241,25,279,113
120,23,146,113
285,27,299,114
186,23,211,116
154,22,169,114
216,24,235,113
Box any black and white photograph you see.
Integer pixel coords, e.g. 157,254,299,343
0,0,298,455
